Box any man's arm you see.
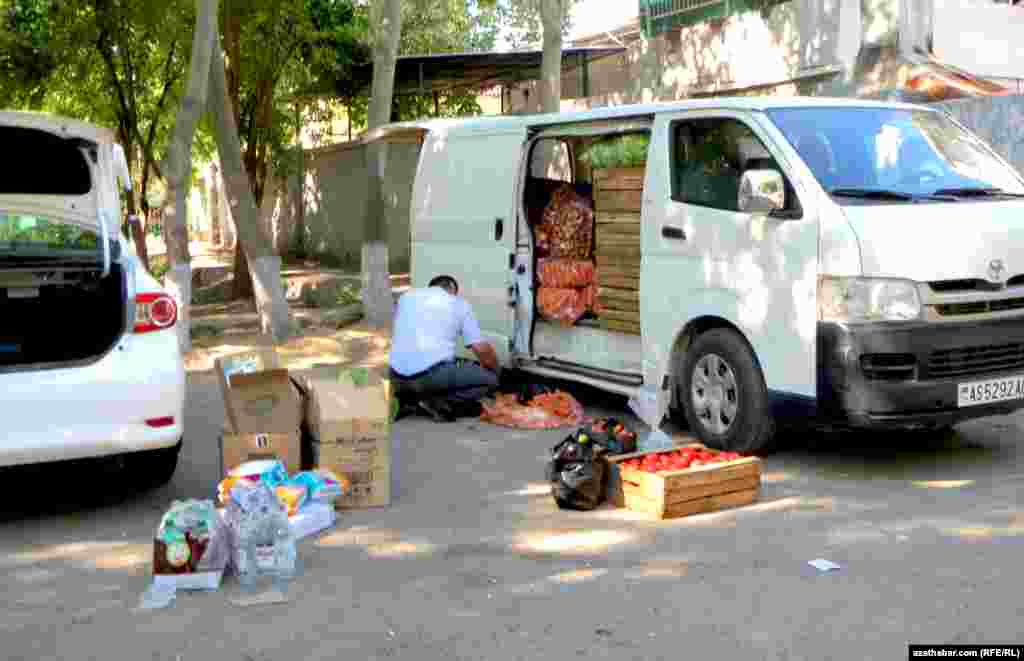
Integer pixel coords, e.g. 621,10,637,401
470,341,498,371
459,300,497,371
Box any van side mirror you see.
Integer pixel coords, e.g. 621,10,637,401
738,169,784,215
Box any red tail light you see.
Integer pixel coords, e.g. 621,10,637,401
145,417,175,428
134,293,178,334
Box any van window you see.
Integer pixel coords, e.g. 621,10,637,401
530,140,572,182
767,107,1024,198
671,117,799,215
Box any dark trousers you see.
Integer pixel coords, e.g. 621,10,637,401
391,359,499,404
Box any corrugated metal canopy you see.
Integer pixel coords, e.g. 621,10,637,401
345,47,625,97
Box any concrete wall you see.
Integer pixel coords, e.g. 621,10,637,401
510,0,866,113
938,94,1024,177
299,140,419,273
931,0,1024,80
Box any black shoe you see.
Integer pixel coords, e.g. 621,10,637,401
451,400,483,419
394,402,419,422
418,398,455,423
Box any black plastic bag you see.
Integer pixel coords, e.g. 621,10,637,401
545,430,607,511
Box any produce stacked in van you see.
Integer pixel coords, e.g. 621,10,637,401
586,134,647,336
535,185,598,325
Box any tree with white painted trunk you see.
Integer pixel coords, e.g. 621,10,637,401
499,0,577,113
538,0,569,113
207,33,292,342
161,0,219,353
361,0,403,328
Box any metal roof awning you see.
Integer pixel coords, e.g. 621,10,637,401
385,47,625,96
294,47,626,100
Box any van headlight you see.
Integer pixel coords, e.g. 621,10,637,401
818,277,922,323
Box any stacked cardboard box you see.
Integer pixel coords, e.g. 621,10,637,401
304,368,392,509
215,348,303,476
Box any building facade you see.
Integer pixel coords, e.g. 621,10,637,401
507,0,1024,113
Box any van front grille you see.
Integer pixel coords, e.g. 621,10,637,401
928,343,1024,379
860,353,917,381
928,275,1024,293
928,278,1003,293
934,297,1024,317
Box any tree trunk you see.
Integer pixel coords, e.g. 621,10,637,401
361,0,403,329
230,73,274,300
160,0,219,354
539,0,564,114
208,38,292,343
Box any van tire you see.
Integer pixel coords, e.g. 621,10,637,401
679,329,774,453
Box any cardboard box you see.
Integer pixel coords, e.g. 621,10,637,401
220,429,301,476
289,502,337,541
306,371,392,509
223,369,303,434
153,571,223,592
316,441,391,509
305,373,391,445
214,348,281,403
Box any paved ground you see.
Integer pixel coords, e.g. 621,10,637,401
1,358,1023,659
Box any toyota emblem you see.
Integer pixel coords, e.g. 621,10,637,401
988,259,1006,283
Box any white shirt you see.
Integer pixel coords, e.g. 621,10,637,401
389,287,484,377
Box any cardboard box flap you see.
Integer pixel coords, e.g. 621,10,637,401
215,349,280,394
225,369,303,434
306,375,391,443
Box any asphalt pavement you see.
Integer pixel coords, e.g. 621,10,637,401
1,369,1022,660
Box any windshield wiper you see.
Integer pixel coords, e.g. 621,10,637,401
829,188,917,201
933,187,1024,198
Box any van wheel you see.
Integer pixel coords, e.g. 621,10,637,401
679,329,774,453
127,440,181,490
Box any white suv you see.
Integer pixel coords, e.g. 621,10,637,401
0,112,185,485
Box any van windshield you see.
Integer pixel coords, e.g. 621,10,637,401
0,214,99,256
766,107,1024,201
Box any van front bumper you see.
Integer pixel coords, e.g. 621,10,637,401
817,318,1024,429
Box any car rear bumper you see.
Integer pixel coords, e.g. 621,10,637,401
816,317,1024,429
0,328,185,467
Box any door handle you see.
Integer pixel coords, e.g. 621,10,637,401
495,218,504,241
661,225,686,240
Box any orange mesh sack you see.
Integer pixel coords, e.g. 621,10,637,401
540,185,594,259
538,287,587,325
580,283,599,314
537,258,596,288
481,391,584,430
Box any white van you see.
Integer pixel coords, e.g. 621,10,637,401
388,97,1024,452
0,112,185,482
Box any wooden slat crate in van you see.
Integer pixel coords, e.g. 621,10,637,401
606,442,763,520
593,167,644,335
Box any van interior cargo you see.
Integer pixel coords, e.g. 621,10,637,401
521,130,650,377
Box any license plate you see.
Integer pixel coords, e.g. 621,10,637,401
957,375,1024,407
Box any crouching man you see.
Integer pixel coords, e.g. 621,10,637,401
389,275,499,421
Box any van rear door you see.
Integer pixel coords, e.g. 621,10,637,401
411,126,524,363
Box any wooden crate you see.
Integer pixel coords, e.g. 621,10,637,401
594,167,644,336
606,443,762,519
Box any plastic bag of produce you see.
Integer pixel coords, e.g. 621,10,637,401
540,185,594,259
537,258,596,288
537,287,588,325
544,430,607,511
